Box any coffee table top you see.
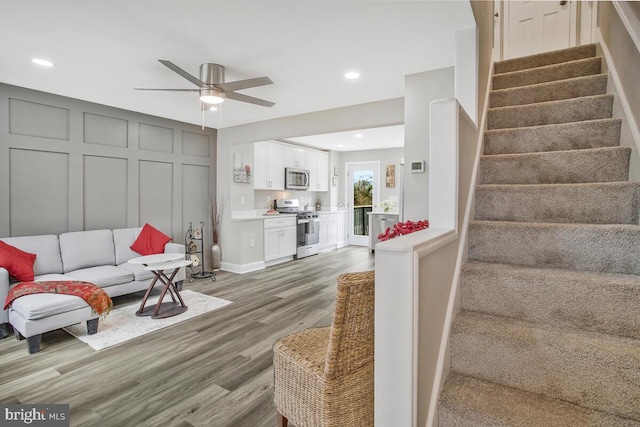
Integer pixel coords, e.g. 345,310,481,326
128,253,183,265
143,259,192,271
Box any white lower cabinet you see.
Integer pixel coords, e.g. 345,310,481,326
264,217,297,262
319,212,346,251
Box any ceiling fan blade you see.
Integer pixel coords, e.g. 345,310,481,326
134,88,200,92
158,60,209,88
215,76,273,93
225,91,275,107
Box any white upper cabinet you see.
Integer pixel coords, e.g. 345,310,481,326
254,141,328,192
254,141,285,190
308,150,329,192
283,146,308,169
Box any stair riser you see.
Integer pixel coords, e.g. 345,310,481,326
484,119,622,155
474,184,640,224
439,373,638,427
494,44,597,74
488,95,613,130
468,222,640,275
450,313,640,420
479,147,630,185
490,74,608,108
493,57,601,90
461,263,640,339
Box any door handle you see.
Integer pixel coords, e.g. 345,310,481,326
560,0,567,5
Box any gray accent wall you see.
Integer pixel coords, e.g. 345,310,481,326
0,84,216,255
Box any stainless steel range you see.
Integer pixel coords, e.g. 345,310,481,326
274,199,320,259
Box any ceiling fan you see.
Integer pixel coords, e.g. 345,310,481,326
135,60,275,108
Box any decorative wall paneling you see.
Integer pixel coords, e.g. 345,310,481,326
0,84,216,250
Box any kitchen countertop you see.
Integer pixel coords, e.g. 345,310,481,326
231,208,347,221
231,210,297,221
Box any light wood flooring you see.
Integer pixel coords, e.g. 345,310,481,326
0,246,374,427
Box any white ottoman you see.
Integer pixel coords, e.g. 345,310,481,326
9,293,99,354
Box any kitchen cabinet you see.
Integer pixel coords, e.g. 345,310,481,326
254,140,328,192
308,150,329,192
264,216,297,262
254,141,285,190
283,146,307,169
319,212,345,251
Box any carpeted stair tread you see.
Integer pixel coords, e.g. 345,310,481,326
479,146,630,185
441,44,640,425
474,182,640,224
490,74,608,108
461,261,640,340
439,373,640,427
468,221,640,275
494,44,597,74
488,94,613,130
450,311,640,421
484,118,622,155
492,56,601,90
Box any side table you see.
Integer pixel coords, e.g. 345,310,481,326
128,254,192,319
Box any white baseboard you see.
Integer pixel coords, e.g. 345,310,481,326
220,260,265,274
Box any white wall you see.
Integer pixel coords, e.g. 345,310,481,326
403,67,455,222
339,148,404,209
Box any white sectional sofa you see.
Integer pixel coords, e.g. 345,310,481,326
0,227,185,339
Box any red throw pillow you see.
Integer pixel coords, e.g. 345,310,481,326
130,224,171,255
0,241,36,282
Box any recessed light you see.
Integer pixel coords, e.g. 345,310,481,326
355,133,363,138
337,144,344,147
345,71,360,79
32,58,54,67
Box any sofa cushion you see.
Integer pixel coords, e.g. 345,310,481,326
35,274,70,282
0,235,63,276
10,293,88,320
113,227,143,265
59,229,115,273
130,223,171,256
0,241,36,282
63,266,133,288
117,262,154,281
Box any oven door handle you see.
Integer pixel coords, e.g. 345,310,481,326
298,219,310,224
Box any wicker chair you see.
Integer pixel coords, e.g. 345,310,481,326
273,270,375,427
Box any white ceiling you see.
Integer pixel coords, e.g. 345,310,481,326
285,124,404,152
0,1,474,149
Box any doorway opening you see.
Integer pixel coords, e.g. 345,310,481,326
346,162,380,246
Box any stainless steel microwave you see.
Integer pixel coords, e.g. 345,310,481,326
285,167,310,190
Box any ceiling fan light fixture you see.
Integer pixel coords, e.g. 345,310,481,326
200,88,225,104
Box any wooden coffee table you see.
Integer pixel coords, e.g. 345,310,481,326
128,254,192,319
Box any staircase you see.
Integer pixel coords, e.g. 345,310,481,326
439,44,640,426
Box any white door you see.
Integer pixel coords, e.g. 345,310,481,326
346,162,379,246
505,0,573,59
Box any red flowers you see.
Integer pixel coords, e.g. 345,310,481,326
378,220,430,242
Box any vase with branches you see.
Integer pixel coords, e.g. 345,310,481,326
210,195,222,270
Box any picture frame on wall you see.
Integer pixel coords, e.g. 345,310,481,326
386,165,395,187
233,152,252,183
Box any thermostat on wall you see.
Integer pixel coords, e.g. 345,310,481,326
410,160,425,173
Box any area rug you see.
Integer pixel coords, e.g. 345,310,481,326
63,290,232,350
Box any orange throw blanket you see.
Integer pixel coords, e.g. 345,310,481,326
4,281,112,316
